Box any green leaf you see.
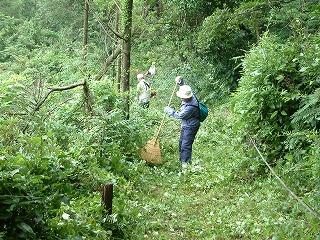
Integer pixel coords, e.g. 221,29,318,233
276,75,284,81
10,169,19,177
17,222,35,235
250,70,260,77
280,110,287,115
299,67,308,72
270,111,278,119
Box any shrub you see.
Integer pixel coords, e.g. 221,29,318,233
232,34,299,158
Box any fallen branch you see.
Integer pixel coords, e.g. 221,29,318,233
1,112,28,116
96,16,125,41
95,46,121,81
86,0,125,41
34,82,85,112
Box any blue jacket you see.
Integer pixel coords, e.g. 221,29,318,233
170,95,200,127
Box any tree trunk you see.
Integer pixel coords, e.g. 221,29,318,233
115,2,121,92
121,0,133,119
83,0,89,63
83,0,93,114
117,54,122,92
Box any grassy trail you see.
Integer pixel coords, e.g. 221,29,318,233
124,105,319,240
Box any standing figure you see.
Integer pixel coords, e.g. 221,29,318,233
146,62,156,77
136,73,151,108
164,76,200,168
145,62,156,91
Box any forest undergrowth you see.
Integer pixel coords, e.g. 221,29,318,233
122,103,320,239
1,0,320,239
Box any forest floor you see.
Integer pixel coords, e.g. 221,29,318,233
124,105,319,240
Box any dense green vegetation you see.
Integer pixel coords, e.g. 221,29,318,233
0,0,319,239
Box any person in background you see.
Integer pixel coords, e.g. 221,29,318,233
164,76,200,169
145,62,157,97
136,73,151,108
146,62,156,77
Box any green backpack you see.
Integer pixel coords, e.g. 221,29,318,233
198,101,209,122
190,96,209,122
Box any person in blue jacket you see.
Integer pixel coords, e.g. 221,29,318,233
164,76,200,168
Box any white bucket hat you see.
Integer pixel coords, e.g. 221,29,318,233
176,85,193,99
137,73,144,80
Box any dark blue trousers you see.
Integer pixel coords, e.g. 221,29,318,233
179,125,200,163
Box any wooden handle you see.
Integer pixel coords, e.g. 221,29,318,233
154,83,178,141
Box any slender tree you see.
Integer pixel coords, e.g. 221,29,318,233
83,0,93,114
83,0,89,63
121,0,133,119
115,2,122,92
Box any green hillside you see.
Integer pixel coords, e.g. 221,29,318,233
0,0,319,239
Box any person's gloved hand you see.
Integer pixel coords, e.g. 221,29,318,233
164,106,174,115
175,76,183,84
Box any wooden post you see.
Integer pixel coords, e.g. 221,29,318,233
101,183,113,215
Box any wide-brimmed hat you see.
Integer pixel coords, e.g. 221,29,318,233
176,85,193,99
